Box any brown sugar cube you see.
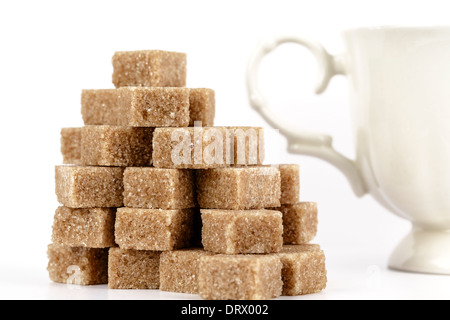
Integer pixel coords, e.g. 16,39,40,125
115,208,194,251
81,88,213,128
117,87,190,127
81,126,153,167
81,88,190,127
281,243,321,253
276,245,327,296
201,209,283,254
228,126,265,166
196,167,281,210
189,88,215,126
51,206,116,248
81,89,122,126
160,249,214,294
61,128,82,165
47,244,108,285
152,127,264,169
198,255,282,300
280,202,318,244
279,164,300,205
123,168,195,210
108,248,161,290
55,166,124,208
112,50,187,88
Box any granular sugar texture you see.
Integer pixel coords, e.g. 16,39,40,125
115,208,194,251
52,206,116,248
112,50,187,88
55,166,124,208
47,244,108,285
61,128,82,165
108,248,161,289
196,167,281,210
198,255,282,300
276,245,327,296
123,168,195,209
81,126,153,167
159,249,214,294
201,209,283,254
279,164,300,205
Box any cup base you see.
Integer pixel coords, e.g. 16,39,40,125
389,227,450,275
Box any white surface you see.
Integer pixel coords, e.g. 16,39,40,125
1,0,450,300
2,249,450,300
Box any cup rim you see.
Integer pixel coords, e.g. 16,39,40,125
343,25,450,34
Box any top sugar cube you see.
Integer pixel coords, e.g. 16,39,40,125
112,50,187,88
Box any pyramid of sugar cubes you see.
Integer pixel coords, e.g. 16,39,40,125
48,50,327,300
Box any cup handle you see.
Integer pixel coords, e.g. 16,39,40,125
247,35,368,197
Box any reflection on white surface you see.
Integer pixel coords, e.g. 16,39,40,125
1,249,450,300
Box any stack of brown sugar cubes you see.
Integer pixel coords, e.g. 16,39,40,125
48,50,327,300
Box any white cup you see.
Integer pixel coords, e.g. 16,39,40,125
247,26,450,275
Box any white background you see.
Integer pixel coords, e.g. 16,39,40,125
1,0,450,300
